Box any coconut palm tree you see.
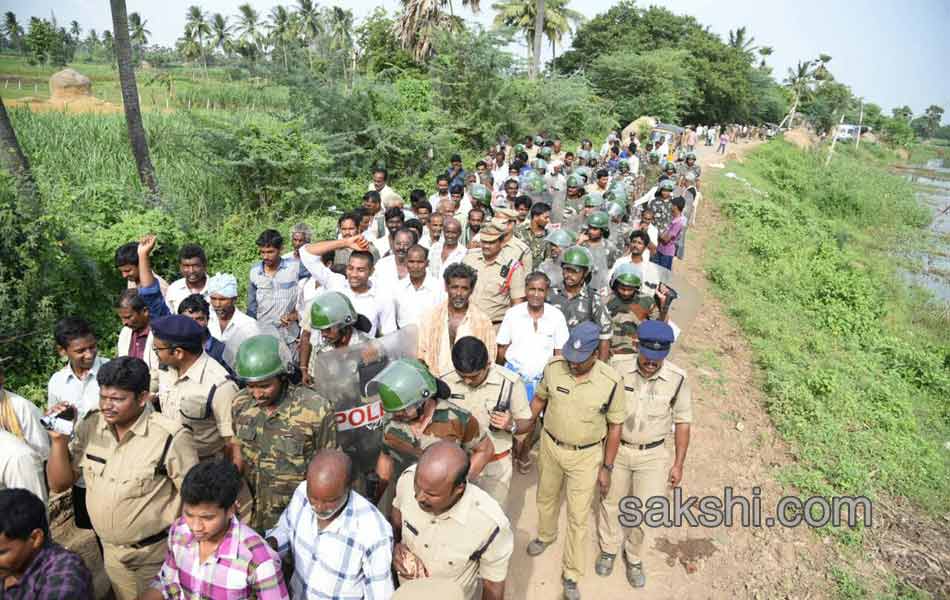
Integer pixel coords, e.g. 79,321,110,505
492,0,583,75
109,0,161,203
728,26,756,62
210,13,232,57
295,0,323,70
757,45,773,70
3,12,24,53
235,3,263,61
395,0,480,62
268,5,296,72
127,11,149,62
780,60,815,129
69,20,81,40
185,6,211,75
325,6,354,80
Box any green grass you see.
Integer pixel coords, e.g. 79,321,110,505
704,140,950,518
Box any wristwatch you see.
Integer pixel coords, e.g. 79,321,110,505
601,463,614,472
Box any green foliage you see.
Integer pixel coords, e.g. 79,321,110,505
707,141,950,516
588,48,694,125
24,17,69,66
355,8,423,78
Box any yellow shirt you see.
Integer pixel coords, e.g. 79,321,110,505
611,357,692,444
535,357,626,446
442,365,531,454
462,250,526,323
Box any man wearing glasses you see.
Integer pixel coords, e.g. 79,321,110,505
150,315,241,468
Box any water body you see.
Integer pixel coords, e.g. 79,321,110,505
901,158,950,302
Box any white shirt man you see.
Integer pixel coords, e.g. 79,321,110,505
428,240,468,279
165,278,209,316
394,272,445,329
496,301,569,381
0,431,47,504
47,355,106,421
299,246,397,337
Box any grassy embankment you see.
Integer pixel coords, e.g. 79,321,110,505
704,140,949,521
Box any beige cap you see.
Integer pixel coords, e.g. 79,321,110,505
478,223,504,242
495,207,519,220
393,578,465,600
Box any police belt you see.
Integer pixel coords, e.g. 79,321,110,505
620,438,664,450
545,430,603,451
129,529,169,549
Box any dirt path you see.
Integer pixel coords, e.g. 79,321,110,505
54,140,838,600
505,140,839,599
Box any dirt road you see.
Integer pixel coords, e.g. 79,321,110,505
53,139,837,600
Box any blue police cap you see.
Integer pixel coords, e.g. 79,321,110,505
562,321,601,363
637,320,674,360
151,315,204,346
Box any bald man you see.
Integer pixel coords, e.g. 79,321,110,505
391,442,514,600
267,449,394,598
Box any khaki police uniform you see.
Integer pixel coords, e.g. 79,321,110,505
69,408,199,600
535,357,626,582
462,250,526,326
442,364,531,506
393,465,514,600
597,358,691,561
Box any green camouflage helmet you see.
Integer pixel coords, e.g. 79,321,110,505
235,335,286,382
470,183,491,205
583,193,604,208
310,291,359,330
605,201,625,219
659,179,676,191
566,173,584,189
586,211,610,230
539,146,553,159
514,143,526,155
611,263,643,289
544,228,576,248
618,159,630,173
560,245,593,270
366,358,438,413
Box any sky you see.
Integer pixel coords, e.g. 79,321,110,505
7,0,949,116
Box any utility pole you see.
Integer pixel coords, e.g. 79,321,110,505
855,99,864,148
826,113,846,167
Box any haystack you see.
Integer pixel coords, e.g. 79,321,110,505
49,68,92,100
783,127,817,150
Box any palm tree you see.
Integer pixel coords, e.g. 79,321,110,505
756,45,773,70
295,0,323,70
69,20,81,40
728,26,756,62
3,12,24,53
185,6,211,75
326,7,354,80
210,13,232,57
127,11,150,61
102,29,115,60
780,60,814,129
268,5,295,72
109,0,161,203
0,97,39,205
395,0,480,62
235,3,263,62
492,0,582,75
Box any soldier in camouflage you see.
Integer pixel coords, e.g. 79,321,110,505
537,229,575,291
581,212,620,293
678,152,702,188
547,246,612,361
231,334,337,534
638,152,663,199
646,180,676,232
604,264,667,363
369,358,495,504
515,202,552,269
300,291,374,386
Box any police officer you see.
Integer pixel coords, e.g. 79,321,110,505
231,334,337,533
647,179,676,232
595,320,692,589
493,207,533,273
537,229,575,291
580,211,618,293
299,291,374,385
442,337,532,506
564,173,586,216
547,246,612,360
679,152,702,186
150,315,240,463
370,358,494,504
46,356,199,600
462,223,526,329
604,264,670,362
391,442,514,600
638,152,662,198
526,322,626,600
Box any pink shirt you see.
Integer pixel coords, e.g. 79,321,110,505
658,215,686,256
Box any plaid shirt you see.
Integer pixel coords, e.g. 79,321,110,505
151,516,288,600
268,484,394,600
0,542,92,600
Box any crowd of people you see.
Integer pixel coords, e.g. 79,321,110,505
0,129,717,600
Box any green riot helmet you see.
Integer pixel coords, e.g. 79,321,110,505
470,183,491,205
604,181,627,203
566,173,584,190
235,335,286,382
539,146,553,159
586,211,610,230
610,263,643,290
560,245,593,270
544,228,576,248
533,158,549,173
366,358,443,413
310,291,358,330
514,143,526,155
663,161,677,173
686,152,697,161
521,171,545,194
577,149,590,162
648,151,660,164
534,135,544,145
618,159,630,173
659,179,676,192
605,201,625,219
576,166,592,184
583,192,604,208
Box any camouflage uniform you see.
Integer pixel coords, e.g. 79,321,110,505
381,399,485,472
639,164,663,197
646,197,674,232
233,383,337,533
678,163,702,180
605,293,656,357
515,222,549,268
547,284,612,340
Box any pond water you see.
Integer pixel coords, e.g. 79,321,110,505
901,158,950,302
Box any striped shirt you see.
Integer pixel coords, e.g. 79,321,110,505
152,516,288,600
248,258,301,344
268,484,393,600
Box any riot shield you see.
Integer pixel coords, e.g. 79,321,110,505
636,262,701,340
308,326,419,478
587,243,611,293
222,322,294,373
